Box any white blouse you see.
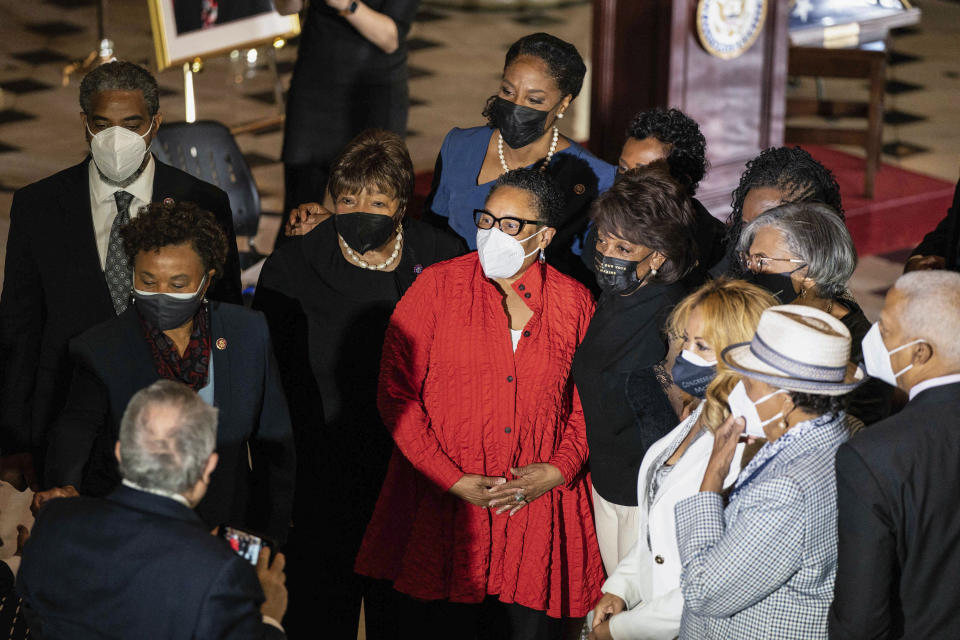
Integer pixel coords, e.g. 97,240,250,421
601,403,744,640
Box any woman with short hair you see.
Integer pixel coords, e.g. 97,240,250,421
713,146,844,277
738,201,891,425
44,201,295,542
572,163,700,575
617,108,726,273
253,129,464,639
675,305,864,639
423,32,615,287
355,168,604,639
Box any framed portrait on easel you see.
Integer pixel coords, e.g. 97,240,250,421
148,0,300,70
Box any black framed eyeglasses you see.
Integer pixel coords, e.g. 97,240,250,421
737,251,806,273
473,209,542,237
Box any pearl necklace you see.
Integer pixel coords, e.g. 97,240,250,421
498,126,559,174
341,229,402,270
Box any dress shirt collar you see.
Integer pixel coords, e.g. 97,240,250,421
909,373,960,401
121,478,191,507
88,153,155,205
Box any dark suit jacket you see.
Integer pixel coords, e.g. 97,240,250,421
829,381,960,640
18,485,284,640
44,302,294,543
0,157,242,457
911,178,960,269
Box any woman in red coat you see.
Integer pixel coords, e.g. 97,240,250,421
355,168,604,639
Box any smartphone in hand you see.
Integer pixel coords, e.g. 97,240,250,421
218,525,274,565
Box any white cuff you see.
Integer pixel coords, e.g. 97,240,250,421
262,615,284,632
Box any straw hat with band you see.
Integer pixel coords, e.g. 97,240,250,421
721,304,866,396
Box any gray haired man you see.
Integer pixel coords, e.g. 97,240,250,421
830,271,960,640
18,380,288,639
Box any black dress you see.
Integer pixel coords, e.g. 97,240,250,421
572,280,690,506
253,217,463,638
281,0,420,212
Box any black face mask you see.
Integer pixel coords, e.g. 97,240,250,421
489,96,552,149
744,267,804,304
594,250,652,294
132,275,207,331
672,352,717,399
334,212,397,254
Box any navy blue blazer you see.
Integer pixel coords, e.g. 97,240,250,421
830,381,960,640
18,485,284,640
44,301,295,543
0,157,242,457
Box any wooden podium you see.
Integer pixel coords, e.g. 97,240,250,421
590,0,789,217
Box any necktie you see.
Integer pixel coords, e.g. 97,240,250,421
105,191,134,314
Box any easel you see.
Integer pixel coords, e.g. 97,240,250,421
181,44,287,136
61,0,116,86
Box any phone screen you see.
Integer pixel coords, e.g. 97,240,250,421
221,526,264,565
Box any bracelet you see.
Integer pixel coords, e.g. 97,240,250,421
339,0,358,16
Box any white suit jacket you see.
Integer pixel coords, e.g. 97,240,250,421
601,404,744,640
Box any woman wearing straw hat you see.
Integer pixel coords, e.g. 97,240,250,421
589,279,777,640
737,201,892,426
674,304,865,640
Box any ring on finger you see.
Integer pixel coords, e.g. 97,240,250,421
514,491,525,503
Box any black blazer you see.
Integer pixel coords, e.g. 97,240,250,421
44,302,295,543
0,157,242,456
911,178,960,269
829,381,960,640
18,485,284,640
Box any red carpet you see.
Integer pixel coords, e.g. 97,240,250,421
793,145,955,257
411,145,956,258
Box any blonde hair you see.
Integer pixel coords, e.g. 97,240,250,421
667,278,778,431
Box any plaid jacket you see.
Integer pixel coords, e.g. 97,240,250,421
674,413,849,639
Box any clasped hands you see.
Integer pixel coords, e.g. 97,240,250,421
449,463,564,515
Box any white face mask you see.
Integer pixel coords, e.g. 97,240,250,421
727,380,786,439
476,226,544,280
862,322,923,387
88,122,153,183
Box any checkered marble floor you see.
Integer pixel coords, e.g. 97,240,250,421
1,0,959,310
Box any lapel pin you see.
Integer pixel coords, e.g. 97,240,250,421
573,184,586,195
216,337,227,350
162,197,175,206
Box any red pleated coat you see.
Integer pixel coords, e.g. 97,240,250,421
354,254,605,618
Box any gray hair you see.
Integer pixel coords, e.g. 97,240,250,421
892,271,960,365
118,380,218,495
79,61,160,117
738,202,857,299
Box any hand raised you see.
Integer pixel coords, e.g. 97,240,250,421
700,414,744,493
257,549,288,622
284,202,331,237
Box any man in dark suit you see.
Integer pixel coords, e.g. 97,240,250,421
38,202,293,543
829,270,960,640
0,61,242,479
18,380,288,639
905,177,960,272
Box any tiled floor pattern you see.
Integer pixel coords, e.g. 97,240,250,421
0,2,958,636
